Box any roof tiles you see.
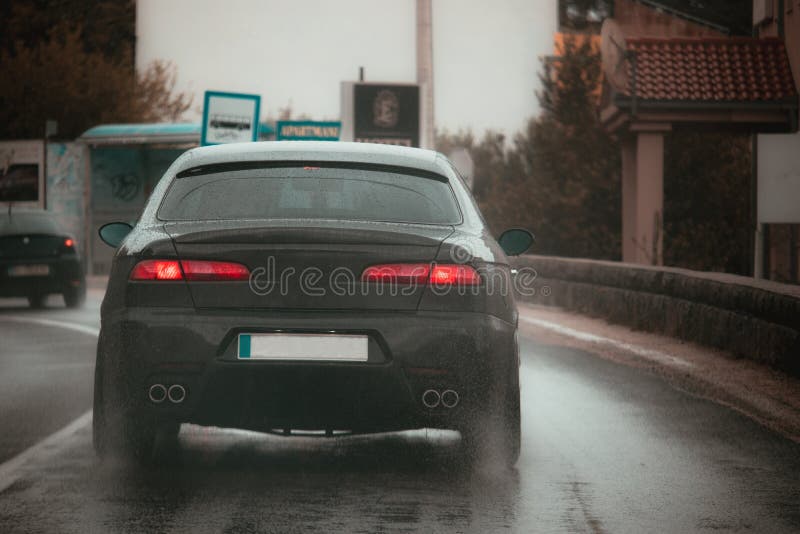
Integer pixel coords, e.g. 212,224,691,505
623,37,797,102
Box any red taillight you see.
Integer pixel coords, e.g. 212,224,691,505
361,263,480,286
361,263,430,284
429,264,481,286
130,260,184,280
181,260,250,281
64,238,74,248
130,260,250,281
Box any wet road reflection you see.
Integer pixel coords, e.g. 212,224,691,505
55,428,520,534
1,300,799,532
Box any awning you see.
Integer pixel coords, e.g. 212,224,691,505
599,32,799,133
78,122,276,145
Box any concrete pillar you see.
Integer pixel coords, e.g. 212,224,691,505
635,132,664,265
621,125,667,265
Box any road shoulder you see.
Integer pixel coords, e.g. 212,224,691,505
518,304,800,443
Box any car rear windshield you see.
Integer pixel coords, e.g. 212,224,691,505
0,213,60,236
158,165,462,224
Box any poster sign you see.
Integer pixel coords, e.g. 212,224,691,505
276,121,341,141
448,147,475,190
340,82,420,147
0,140,45,207
47,143,86,258
201,91,261,146
758,132,800,223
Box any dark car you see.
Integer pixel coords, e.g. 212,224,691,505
93,141,533,466
0,209,86,308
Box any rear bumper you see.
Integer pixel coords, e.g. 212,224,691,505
99,308,518,433
0,257,84,297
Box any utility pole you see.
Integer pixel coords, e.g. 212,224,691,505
416,0,434,149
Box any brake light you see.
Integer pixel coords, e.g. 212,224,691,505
181,260,250,281
361,263,480,286
64,238,74,248
361,263,430,284
130,260,183,280
429,264,481,286
130,260,250,281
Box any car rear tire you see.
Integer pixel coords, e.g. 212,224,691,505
93,400,157,462
63,284,86,309
27,294,46,308
461,372,521,469
93,348,164,463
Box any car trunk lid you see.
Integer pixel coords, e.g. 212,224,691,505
164,220,453,310
0,234,65,258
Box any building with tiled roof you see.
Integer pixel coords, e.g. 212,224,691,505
591,0,800,272
601,34,798,133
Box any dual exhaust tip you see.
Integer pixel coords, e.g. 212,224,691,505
422,389,459,409
148,383,186,404
153,382,453,408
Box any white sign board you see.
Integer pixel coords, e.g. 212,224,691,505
758,132,800,224
752,0,774,26
448,147,475,190
201,91,261,146
0,140,45,208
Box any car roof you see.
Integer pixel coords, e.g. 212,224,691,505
0,210,59,235
172,141,448,177
0,209,57,220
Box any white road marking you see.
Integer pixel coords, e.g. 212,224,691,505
0,411,92,494
519,315,694,369
0,316,99,337
0,316,97,494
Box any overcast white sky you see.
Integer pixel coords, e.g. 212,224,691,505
136,0,557,138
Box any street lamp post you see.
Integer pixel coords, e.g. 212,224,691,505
416,0,434,149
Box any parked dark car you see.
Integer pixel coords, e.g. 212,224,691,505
0,209,86,308
93,141,533,466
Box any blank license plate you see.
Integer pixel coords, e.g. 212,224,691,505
8,264,50,277
238,333,368,361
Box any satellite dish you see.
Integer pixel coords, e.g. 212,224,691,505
600,18,629,93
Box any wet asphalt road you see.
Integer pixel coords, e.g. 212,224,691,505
0,293,798,533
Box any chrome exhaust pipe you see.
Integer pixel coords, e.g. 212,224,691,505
441,389,459,408
148,383,167,403
167,384,186,404
422,389,441,408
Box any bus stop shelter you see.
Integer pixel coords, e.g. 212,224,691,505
78,122,274,274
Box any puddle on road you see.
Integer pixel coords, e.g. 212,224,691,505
1,424,524,533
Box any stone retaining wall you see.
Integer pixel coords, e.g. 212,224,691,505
512,256,800,375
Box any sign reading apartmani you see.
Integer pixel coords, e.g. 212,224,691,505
276,121,341,141
340,82,420,147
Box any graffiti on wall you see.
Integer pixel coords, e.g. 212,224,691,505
109,173,140,202
91,148,145,210
46,143,86,257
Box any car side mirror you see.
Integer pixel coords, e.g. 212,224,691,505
98,222,133,248
498,228,534,256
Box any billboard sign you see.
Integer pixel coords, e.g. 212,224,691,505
341,82,420,147
758,132,800,223
276,121,341,141
0,140,45,208
201,91,261,146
